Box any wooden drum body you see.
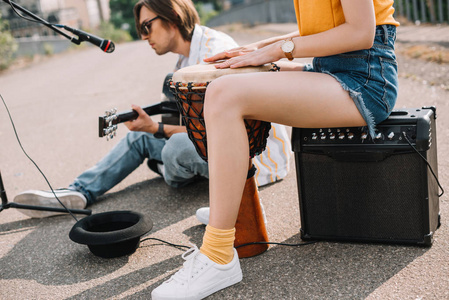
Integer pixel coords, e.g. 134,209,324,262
171,63,278,258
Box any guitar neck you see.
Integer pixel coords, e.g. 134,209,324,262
99,101,179,137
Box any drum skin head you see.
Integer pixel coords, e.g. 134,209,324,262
172,63,275,84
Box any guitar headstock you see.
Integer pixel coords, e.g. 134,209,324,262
97,101,179,140
99,108,118,140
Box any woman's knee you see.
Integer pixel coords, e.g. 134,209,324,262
205,76,242,118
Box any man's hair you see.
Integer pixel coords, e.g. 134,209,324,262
134,0,200,41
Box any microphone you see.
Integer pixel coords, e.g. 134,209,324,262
62,25,115,53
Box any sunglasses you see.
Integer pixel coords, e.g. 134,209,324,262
140,16,160,36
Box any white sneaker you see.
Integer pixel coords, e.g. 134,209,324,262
151,246,242,300
13,189,87,218
196,202,268,227
195,207,210,225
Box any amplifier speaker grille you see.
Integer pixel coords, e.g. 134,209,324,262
298,152,425,241
293,107,440,246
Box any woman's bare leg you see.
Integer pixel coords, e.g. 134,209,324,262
204,71,366,230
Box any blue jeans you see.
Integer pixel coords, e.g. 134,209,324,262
305,25,398,138
70,132,208,205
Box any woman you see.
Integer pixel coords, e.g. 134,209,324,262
152,1,399,299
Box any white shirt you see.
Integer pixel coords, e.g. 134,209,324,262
175,25,291,186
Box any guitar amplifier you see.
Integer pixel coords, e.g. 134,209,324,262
291,107,440,246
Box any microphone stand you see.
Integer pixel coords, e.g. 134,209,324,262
1,0,91,216
2,0,84,46
0,170,91,216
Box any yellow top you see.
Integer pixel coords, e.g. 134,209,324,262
294,0,400,36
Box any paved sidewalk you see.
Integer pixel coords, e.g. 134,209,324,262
0,23,448,299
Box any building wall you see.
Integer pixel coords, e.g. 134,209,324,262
64,0,90,28
2,0,110,38
207,0,296,27
2,0,111,57
39,0,63,12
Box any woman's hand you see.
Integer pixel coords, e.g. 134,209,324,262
213,41,284,69
204,42,260,63
124,105,158,133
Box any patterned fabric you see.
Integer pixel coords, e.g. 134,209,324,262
176,24,238,70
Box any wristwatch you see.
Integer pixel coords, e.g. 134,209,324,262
154,122,166,139
281,39,295,61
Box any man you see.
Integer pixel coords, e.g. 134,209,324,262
14,0,291,222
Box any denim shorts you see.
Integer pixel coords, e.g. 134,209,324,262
304,25,398,138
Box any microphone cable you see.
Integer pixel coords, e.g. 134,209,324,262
1,93,318,252
0,92,79,222
140,237,317,252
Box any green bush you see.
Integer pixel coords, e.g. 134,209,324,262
195,2,219,25
0,14,18,70
109,0,140,40
43,43,54,56
95,22,133,44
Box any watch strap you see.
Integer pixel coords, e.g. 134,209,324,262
154,122,166,139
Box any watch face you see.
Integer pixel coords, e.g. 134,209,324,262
282,40,295,52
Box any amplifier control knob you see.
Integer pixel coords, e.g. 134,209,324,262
329,133,336,140
312,133,317,140
347,132,354,140
320,133,326,140
361,133,368,140
375,133,383,140
338,133,345,140
388,132,395,140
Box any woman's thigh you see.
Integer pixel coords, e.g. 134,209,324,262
205,70,366,129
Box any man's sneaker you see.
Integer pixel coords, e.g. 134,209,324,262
13,189,87,218
196,202,268,227
151,245,242,300
147,159,165,177
195,207,210,225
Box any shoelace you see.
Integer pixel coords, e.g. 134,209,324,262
170,245,209,287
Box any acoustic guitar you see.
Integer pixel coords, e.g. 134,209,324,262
98,101,179,140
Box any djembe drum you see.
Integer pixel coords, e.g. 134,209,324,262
171,63,279,258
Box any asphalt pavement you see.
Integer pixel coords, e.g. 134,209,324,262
0,23,448,299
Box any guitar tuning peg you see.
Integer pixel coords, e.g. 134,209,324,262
104,125,118,141
104,108,118,117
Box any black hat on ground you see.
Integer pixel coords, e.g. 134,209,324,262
69,210,153,258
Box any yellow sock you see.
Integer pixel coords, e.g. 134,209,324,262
200,225,236,265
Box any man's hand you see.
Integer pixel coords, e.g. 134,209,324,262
124,104,158,133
